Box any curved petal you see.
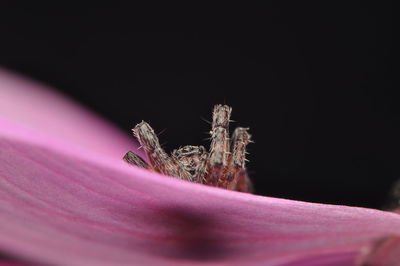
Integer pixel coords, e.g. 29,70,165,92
1,119,400,266
0,68,139,158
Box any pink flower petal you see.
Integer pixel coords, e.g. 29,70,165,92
1,69,400,265
1,118,400,266
0,68,139,158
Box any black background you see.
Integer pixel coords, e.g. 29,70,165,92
0,3,394,209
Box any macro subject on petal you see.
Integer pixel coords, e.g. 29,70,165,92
1,69,400,266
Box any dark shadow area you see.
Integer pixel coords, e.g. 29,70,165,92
0,252,44,265
149,206,235,261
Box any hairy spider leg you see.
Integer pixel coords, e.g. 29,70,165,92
123,151,150,169
226,127,252,192
206,104,232,186
133,121,193,181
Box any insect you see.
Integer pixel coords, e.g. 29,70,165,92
123,104,253,193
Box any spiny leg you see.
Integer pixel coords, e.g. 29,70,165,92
225,127,252,192
133,121,193,181
172,145,208,183
206,104,232,186
123,151,150,169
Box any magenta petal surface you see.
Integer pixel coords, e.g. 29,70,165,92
1,119,400,266
0,68,138,158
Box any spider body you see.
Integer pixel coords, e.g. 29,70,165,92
172,145,207,182
124,104,252,193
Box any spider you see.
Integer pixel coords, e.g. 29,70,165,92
123,104,253,193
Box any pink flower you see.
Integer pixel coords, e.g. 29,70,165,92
0,69,399,266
